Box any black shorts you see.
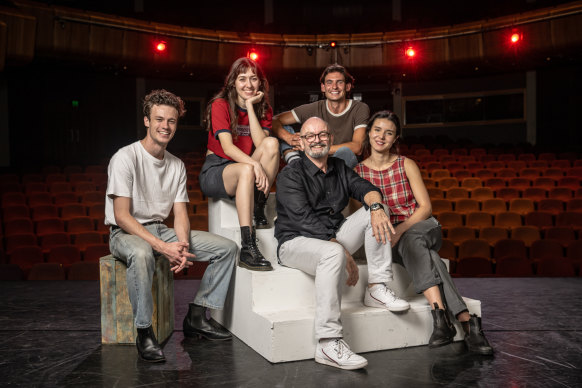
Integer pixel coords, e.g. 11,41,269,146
199,154,235,199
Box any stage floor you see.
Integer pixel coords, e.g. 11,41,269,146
1,278,581,387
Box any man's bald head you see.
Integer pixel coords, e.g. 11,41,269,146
300,117,332,160
300,117,328,135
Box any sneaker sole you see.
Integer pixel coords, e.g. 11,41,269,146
364,298,410,312
315,356,368,370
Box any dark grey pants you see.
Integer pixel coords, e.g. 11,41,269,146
392,216,468,317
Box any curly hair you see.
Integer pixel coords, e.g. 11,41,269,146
143,89,186,119
205,57,270,139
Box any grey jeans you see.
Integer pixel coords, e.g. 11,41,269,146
109,223,237,328
392,216,468,317
278,206,393,339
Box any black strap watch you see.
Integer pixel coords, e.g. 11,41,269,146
369,202,384,212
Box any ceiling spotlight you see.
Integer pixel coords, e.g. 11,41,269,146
405,46,416,58
155,41,166,52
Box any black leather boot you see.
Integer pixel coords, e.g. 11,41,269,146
136,326,165,362
254,189,269,229
183,303,232,341
429,303,457,348
239,226,273,271
462,315,494,355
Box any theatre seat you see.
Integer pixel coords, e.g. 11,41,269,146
536,259,575,277
495,256,533,277
67,261,100,280
456,257,493,277
28,263,66,280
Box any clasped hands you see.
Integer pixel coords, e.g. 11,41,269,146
161,241,195,273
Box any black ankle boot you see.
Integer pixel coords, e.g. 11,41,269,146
183,303,232,341
462,315,494,355
136,326,165,362
429,303,457,348
254,190,269,229
239,226,273,271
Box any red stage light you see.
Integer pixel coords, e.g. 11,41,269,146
405,47,416,58
509,30,523,44
247,50,259,61
155,41,166,52
330,41,337,48
510,33,521,44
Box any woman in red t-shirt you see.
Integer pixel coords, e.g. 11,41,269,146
355,111,493,355
200,57,279,271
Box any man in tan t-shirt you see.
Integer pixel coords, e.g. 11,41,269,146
272,63,370,168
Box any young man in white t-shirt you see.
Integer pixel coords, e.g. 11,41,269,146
105,89,237,363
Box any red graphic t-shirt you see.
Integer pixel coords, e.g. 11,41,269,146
207,98,273,160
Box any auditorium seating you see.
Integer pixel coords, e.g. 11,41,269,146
2,149,579,279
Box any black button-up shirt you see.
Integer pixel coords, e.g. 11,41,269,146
274,152,381,253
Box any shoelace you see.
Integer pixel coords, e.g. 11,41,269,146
332,339,354,359
374,285,396,301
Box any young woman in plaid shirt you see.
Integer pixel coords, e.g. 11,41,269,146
354,111,493,355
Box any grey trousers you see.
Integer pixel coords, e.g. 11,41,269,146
392,216,468,317
279,206,393,339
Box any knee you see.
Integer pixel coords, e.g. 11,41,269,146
238,163,255,181
127,246,155,271
262,137,280,157
400,231,429,249
320,244,346,269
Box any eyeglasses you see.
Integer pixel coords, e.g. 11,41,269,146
300,131,330,142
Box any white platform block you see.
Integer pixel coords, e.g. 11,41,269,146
209,197,481,363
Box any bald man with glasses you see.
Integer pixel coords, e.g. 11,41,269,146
274,117,409,370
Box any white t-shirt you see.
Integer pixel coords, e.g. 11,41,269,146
105,141,189,226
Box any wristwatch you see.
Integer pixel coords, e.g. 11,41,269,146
369,202,384,212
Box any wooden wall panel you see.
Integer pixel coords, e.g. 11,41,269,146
521,21,553,52
348,46,383,68
185,40,220,67
216,42,247,68
282,46,317,69
19,3,53,55
482,29,511,59
89,24,124,60
551,13,582,48
4,1,582,72
122,30,151,63
0,9,35,64
448,33,483,62
0,22,5,71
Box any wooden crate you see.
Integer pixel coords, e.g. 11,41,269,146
100,254,174,344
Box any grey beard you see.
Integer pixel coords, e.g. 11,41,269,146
305,142,330,158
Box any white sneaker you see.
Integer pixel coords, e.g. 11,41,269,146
364,284,410,312
315,338,368,370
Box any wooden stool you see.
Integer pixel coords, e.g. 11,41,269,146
100,254,174,344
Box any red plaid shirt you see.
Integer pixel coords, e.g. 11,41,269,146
355,156,417,224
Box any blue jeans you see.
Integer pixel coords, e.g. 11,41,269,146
280,125,358,169
109,223,237,328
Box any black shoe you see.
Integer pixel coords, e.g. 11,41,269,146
429,304,457,348
463,315,494,355
239,226,273,271
183,303,232,341
136,326,166,362
254,190,269,229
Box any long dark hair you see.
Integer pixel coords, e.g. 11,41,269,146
362,110,402,158
205,58,270,139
